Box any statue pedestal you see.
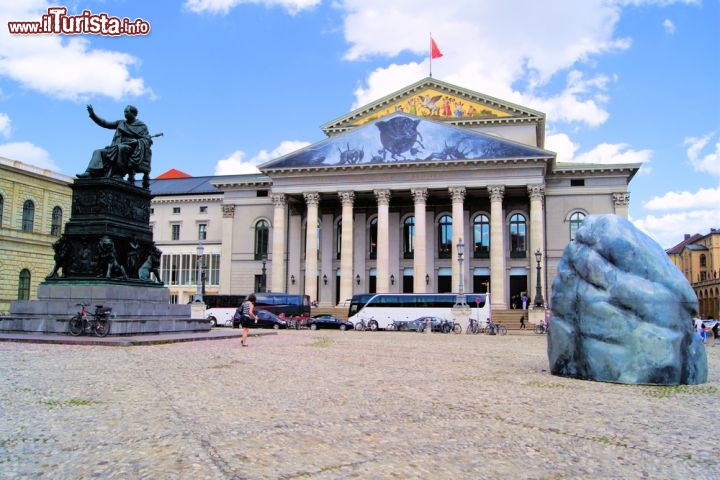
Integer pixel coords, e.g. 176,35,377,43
3,282,209,335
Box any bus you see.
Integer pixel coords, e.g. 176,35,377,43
203,293,311,327
347,293,491,331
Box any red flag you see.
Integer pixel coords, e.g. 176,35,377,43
431,37,443,59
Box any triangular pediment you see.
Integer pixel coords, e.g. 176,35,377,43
321,77,545,137
260,112,553,171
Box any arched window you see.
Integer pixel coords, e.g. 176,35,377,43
403,216,415,259
473,214,490,258
18,269,31,300
368,217,377,259
22,200,35,232
336,220,342,260
254,220,269,260
438,215,452,258
509,213,526,257
569,211,586,241
51,206,63,236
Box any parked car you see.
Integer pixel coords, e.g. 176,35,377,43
307,314,354,331
232,309,287,329
394,316,446,332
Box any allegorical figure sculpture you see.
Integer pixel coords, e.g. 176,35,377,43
49,236,70,278
548,214,707,385
77,104,160,188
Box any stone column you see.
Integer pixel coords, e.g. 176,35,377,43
488,185,506,309
613,193,630,218
303,192,320,304
339,191,355,305
528,184,545,307
374,189,391,293
450,187,466,293
412,188,428,293
219,204,235,293
270,193,287,293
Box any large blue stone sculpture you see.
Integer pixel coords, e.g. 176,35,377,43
548,215,707,385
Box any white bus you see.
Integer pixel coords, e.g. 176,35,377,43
347,293,491,331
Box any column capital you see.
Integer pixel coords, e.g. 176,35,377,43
527,184,545,199
222,204,235,218
339,191,355,206
613,192,630,206
449,186,466,202
374,189,391,206
411,188,428,204
271,193,287,207
303,192,320,207
487,185,505,201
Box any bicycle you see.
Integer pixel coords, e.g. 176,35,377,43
533,319,549,335
483,317,507,336
438,319,462,334
68,303,112,337
354,318,378,331
466,317,482,334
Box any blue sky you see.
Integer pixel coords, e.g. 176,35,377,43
0,0,718,249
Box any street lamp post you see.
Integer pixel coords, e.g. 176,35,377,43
534,249,544,307
453,238,469,309
261,255,267,293
194,241,204,303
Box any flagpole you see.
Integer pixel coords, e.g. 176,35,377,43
429,33,433,77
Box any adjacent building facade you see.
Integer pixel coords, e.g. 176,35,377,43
0,157,73,313
667,229,720,320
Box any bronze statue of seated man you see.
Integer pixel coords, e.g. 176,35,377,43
78,104,157,188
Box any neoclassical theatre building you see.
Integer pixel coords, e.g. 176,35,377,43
151,77,639,311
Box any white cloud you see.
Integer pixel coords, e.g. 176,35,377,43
662,18,676,34
633,209,720,249
684,133,720,176
339,0,633,129
214,140,310,175
183,0,320,15
0,141,59,171
644,187,720,210
0,113,10,137
0,2,151,100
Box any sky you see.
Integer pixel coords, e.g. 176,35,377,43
0,0,718,249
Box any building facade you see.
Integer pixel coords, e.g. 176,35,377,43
0,157,73,313
192,78,639,311
667,229,720,320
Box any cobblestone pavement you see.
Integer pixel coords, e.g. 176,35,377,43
1,330,718,480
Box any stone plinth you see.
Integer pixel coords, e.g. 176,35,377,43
2,282,210,335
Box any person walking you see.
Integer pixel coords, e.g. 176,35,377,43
519,314,526,330
239,293,258,347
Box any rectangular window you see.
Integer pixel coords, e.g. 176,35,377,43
173,207,181,214
570,179,585,187
171,224,180,241
198,223,207,240
199,206,208,213
150,207,154,215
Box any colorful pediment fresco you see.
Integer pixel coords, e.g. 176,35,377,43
351,88,511,127
261,113,551,170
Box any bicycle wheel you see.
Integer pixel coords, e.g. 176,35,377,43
94,317,111,337
355,322,365,331
533,324,544,335
497,325,507,336
68,314,83,336
368,320,379,332
453,323,462,334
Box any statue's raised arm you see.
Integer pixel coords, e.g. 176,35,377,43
77,104,158,188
